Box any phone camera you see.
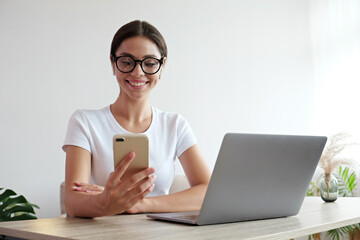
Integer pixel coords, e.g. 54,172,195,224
116,138,125,142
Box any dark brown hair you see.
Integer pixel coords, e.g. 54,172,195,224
110,20,168,59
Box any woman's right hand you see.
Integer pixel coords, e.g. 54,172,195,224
98,151,156,215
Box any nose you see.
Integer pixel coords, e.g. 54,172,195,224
131,62,144,77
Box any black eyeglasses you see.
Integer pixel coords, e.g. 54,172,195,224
112,55,164,75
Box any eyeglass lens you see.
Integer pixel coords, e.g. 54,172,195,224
116,56,161,74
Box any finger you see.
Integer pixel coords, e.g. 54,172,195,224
116,152,135,176
127,183,155,208
122,167,155,190
108,152,136,185
73,182,92,192
73,186,87,192
127,175,156,197
81,186,103,192
72,186,97,194
72,186,103,193
127,173,156,192
75,182,104,191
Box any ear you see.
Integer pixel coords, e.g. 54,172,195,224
159,57,167,79
162,57,167,67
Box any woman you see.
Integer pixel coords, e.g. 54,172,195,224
63,20,211,217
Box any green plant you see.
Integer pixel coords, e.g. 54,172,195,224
0,188,39,221
317,133,357,202
327,224,360,240
337,165,357,197
307,181,320,196
327,166,360,240
307,166,359,240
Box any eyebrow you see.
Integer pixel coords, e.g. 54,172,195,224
117,52,161,59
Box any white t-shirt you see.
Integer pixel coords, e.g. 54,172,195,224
62,105,197,196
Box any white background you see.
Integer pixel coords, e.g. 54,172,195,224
1,0,356,219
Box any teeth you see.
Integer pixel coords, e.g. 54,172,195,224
129,82,146,87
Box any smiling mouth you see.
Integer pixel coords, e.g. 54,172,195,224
127,80,148,87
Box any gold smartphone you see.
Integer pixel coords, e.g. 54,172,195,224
113,134,149,177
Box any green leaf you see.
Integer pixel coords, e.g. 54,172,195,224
30,203,40,209
336,166,358,197
2,204,36,216
348,173,357,192
0,188,39,221
0,189,16,203
6,213,37,221
327,228,342,240
341,167,349,180
0,195,29,212
355,223,360,230
307,181,319,196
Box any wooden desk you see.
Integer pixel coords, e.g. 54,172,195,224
1,197,360,240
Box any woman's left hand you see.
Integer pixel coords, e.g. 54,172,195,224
73,182,150,214
72,182,104,194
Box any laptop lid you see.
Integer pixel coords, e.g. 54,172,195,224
147,133,327,225
196,133,326,225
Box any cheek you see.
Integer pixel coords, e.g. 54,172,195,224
111,62,116,74
149,76,159,85
114,73,126,86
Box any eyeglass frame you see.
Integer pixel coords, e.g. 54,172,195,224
112,55,164,75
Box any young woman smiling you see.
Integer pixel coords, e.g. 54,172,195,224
63,20,211,218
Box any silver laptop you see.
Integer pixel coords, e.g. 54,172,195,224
147,133,327,225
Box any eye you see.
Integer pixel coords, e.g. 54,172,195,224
118,57,134,67
143,59,159,68
120,60,132,66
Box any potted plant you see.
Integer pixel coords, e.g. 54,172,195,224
328,166,359,240
307,132,360,240
0,188,39,221
307,165,360,240
317,133,357,202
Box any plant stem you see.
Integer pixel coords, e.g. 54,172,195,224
325,173,331,198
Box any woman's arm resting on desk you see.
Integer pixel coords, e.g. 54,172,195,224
128,144,211,213
64,146,155,217
71,144,211,214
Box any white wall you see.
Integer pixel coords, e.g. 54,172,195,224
0,0,315,218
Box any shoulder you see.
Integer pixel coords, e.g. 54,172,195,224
152,106,187,125
70,106,109,122
151,107,192,137
67,106,111,131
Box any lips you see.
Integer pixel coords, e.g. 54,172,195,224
126,80,149,87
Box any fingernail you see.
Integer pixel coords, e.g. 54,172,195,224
151,175,156,180
149,167,155,174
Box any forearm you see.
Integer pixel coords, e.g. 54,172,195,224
142,183,208,213
64,191,106,218
65,149,156,218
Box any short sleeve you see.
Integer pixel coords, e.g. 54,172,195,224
62,110,91,153
176,115,198,157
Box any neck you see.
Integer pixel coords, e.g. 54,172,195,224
111,92,152,125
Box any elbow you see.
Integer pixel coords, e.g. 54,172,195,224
64,191,92,218
64,190,105,218
64,191,77,217
198,182,209,196
193,178,210,192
